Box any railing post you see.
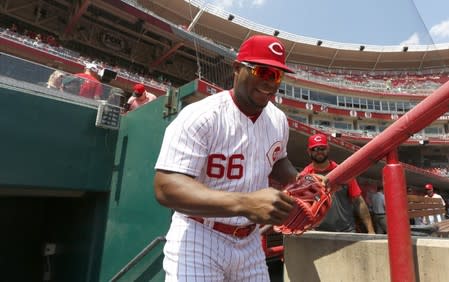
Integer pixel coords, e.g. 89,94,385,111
383,150,415,282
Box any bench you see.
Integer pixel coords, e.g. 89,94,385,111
435,219,449,238
407,195,449,237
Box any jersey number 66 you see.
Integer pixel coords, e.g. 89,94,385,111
206,154,244,179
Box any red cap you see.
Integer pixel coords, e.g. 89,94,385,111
133,83,145,95
237,35,294,73
425,183,433,190
308,134,328,149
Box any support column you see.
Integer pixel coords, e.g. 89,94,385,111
383,150,415,282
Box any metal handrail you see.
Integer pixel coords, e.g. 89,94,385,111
109,236,166,282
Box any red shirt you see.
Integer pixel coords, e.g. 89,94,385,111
75,73,103,99
300,160,361,199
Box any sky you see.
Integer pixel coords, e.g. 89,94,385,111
196,0,449,46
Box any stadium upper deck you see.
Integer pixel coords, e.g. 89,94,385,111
3,0,449,94
142,0,449,71
0,0,236,89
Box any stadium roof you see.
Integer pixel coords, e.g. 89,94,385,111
141,0,449,71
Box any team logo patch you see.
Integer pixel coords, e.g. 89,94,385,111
268,42,284,56
313,135,324,143
267,141,282,167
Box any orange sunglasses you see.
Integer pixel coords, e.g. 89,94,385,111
241,61,284,84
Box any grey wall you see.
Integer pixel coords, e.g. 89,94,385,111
284,231,449,282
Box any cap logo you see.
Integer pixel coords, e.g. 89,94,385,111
268,42,284,56
314,135,323,142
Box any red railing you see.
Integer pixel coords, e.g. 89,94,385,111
325,80,449,282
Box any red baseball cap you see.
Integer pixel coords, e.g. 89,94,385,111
425,183,433,190
237,35,294,73
133,83,145,95
308,134,328,149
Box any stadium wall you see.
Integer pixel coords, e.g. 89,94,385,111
284,232,449,282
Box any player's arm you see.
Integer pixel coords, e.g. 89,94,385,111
269,157,298,187
353,195,375,234
154,169,296,225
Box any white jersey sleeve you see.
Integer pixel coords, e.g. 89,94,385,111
155,96,213,177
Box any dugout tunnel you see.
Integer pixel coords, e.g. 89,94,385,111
0,53,177,282
0,82,173,281
0,63,213,281
0,81,116,281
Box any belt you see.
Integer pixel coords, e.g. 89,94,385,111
188,217,256,238
374,213,386,215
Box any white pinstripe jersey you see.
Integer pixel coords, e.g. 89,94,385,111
155,90,290,226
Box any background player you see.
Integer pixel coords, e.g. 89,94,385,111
371,185,387,234
154,35,303,281
299,133,375,234
422,183,446,224
124,83,157,112
74,63,103,99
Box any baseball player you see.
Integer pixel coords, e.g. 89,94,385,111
125,83,157,112
299,133,375,234
154,35,300,281
422,183,446,224
74,63,103,99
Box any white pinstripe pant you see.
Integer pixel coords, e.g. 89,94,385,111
163,214,269,282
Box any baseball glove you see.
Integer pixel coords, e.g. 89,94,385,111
274,174,332,235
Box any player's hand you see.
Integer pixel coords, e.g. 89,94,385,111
240,188,296,225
